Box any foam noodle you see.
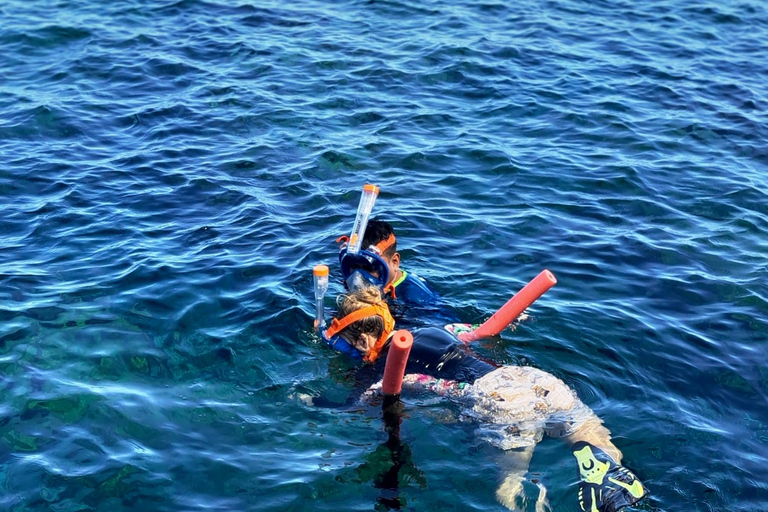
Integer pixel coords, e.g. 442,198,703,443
458,269,557,343
381,330,414,396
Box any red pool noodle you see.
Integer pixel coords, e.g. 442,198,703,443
381,330,414,396
458,269,557,343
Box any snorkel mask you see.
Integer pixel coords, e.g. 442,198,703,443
339,237,393,292
323,300,395,363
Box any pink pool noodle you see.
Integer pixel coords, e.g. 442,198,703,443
381,330,414,396
458,269,557,343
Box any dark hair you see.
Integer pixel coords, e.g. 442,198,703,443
362,218,397,258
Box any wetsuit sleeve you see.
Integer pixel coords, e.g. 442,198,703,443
390,272,462,327
395,272,439,306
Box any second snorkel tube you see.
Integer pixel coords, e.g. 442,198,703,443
313,265,329,331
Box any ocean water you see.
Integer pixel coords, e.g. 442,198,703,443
1,0,767,510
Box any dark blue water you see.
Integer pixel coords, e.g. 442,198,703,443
2,0,767,510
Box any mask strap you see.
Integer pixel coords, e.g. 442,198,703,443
383,283,397,300
362,303,395,363
325,304,383,339
325,302,395,363
371,234,396,254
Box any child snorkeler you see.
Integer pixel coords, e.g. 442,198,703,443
320,286,647,512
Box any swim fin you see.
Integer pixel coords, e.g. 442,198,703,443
571,441,647,512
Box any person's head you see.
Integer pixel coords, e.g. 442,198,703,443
360,219,400,287
325,286,395,362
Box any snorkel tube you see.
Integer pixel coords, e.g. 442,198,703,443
347,184,379,255
313,264,362,358
458,269,557,343
313,265,329,331
339,184,391,291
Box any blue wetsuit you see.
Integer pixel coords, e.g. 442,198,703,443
390,270,437,306
388,270,460,328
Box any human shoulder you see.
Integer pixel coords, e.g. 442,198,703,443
395,270,438,304
411,326,461,350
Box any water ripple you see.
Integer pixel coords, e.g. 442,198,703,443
1,0,767,510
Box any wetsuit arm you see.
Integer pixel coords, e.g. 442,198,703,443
309,359,387,409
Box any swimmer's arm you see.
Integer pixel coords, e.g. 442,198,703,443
307,395,347,408
444,313,529,338
362,374,463,400
298,362,385,409
296,391,366,409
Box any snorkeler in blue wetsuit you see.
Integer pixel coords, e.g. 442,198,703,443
315,286,647,512
339,219,436,304
338,218,457,326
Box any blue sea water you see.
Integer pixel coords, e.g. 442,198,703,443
1,0,767,510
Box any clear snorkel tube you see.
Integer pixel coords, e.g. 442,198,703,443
346,184,379,255
313,265,329,331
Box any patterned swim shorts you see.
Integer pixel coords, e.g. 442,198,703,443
454,366,594,450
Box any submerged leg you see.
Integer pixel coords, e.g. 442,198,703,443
562,416,622,463
544,389,646,511
495,446,549,511
570,441,647,512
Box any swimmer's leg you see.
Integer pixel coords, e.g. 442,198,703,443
534,370,622,464
570,441,647,512
562,416,622,463
547,398,646,511
495,446,550,512
533,481,549,512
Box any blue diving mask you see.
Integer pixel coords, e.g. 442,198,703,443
322,332,363,360
339,248,391,292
